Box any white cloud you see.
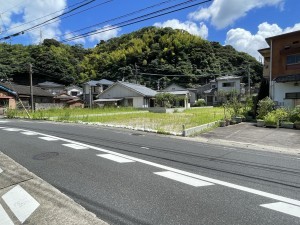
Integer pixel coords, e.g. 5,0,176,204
225,22,300,59
88,25,121,42
0,0,67,43
153,19,208,39
189,0,284,29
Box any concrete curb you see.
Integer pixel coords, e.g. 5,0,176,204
0,152,108,225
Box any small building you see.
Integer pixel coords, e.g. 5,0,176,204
65,85,83,97
0,84,17,114
0,82,54,110
197,76,242,106
160,84,193,108
96,81,156,108
83,79,114,107
36,81,66,95
258,30,300,108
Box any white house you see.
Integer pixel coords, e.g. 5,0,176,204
95,81,157,108
161,83,194,108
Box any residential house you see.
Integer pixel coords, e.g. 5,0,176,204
36,81,66,95
160,83,194,108
83,79,114,107
258,30,300,108
0,84,17,114
197,76,242,106
0,82,54,110
95,81,156,108
65,85,83,97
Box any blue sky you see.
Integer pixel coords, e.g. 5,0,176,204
0,0,299,59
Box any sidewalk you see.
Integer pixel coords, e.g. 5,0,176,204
189,122,300,155
0,152,108,225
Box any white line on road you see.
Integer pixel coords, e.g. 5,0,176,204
62,143,89,150
0,167,3,174
155,171,214,187
2,185,40,223
2,128,21,132
0,121,8,123
38,137,59,141
0,204,14,225
21,131,38,136
16,128,300,208
261,202,300,218
141,147,149,150
97,154,135,163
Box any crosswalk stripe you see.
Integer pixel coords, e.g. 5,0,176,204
0,204,14,225
2,185,40,223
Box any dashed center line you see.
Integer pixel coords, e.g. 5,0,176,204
62,143,89,150
155,171,214,187
38,137,59,141
97,154,135,163
2,185,40,223
21,131,38,136
141,147,150,150
261,202,300,218
2,128,21,132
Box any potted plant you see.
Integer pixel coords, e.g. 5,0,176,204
256,119,265,127
281,121,294,129
295,121,300,129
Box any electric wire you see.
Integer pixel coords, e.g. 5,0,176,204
63,0,212,42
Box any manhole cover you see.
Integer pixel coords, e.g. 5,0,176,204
33,152,59,160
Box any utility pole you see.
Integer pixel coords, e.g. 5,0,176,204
29,63,34,111
134,63,138,84
247,64,251,96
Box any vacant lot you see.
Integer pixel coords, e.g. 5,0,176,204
14,107,225,133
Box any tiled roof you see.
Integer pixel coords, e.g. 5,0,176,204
216,76,241,81
37,81,65,88
86,79,114,86
118,81,157,97
0,82,54,97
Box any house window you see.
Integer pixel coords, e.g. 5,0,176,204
71,91,78,96
286,54,300,65
285,92,300,99
222,82,235,87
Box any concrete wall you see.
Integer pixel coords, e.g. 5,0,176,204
273,82,300,108
35,103,65,110
133,97,144,108
217,79,241,94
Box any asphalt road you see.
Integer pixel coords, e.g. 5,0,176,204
0,119,299,225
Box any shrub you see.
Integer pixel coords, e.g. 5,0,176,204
264,108,288,126
287,106,300,122
193,99,206,107
257,97,274,119
5,109,18,118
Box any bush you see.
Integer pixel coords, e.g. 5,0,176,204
5,109,18,118
193,99,206,107
287,105,300,122
264,108,288,126
257,97,274,119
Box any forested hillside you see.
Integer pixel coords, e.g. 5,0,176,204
0,26,262,88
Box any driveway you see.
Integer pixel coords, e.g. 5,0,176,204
192,122,300,155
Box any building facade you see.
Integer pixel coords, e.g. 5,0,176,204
258,30,300,108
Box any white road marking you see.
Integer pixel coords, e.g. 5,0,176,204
97,154,135,163
21,131,38,136
141,147,149,150
0,121,8,123
62,143,89,150
261,202,300,218
0,204,14,225
16,128,300,208
155,171,214,187
2,185,40,223
38,137,59,141
0,167,3,174
2,128,21,132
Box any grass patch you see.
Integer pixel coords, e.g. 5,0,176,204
14,107,224,134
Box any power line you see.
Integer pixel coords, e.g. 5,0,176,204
0,1,27,15
59,0,179,39
1,0,95,34
0,0,98,41
62,0,212,42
